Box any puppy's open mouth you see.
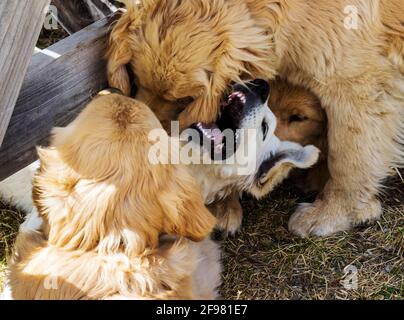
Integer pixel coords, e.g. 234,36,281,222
223,90,246,107
193,122,226,155
191,90,247,159
220,90,246,128
189,79,271,160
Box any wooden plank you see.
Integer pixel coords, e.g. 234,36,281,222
52,0,116,34
0,14,120,181
0,0,51,147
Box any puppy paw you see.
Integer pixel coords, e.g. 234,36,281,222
215,206,243,236
208,194,243,236
288,201,351,237
352,197,382,225
288,197,382,238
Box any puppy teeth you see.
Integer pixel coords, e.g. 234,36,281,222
227,91,246,104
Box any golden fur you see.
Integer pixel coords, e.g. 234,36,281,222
269,78,329,192
5,89,321,299
107,0,404,237
107,0,274,130
8,93,221,300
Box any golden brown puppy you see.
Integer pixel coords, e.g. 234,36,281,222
107,0,404,237
269,79,329,192
107,0,274,129
4,89,319,299
7,92,220,300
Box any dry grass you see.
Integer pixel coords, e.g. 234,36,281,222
219,171,404,300
0,201,24,292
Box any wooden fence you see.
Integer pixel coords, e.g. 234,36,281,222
0,0,119,180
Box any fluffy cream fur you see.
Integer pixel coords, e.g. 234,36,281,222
8,93,220,300
5,90,320,299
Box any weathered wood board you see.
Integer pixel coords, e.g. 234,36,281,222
0,15,119,181
0,0,51,147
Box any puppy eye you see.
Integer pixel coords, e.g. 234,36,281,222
262,119,269,140
289,114,307,123
176,96,195,105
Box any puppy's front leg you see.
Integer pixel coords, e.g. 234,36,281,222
208,191,243,236
289,79,403,237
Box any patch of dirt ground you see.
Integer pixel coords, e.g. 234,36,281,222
219,170,403,300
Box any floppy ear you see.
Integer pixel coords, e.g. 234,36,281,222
251,144,320,198
106,7,141,95
158,168,217,242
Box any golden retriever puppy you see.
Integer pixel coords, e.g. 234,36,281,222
7,92,220,300
107,0,274,129
269,79,329,192
107,0,404,237
5,86,319,299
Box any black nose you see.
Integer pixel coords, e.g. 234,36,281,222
248,79,270,103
